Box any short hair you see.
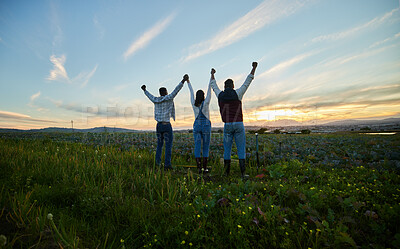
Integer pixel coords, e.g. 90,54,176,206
224,79,234,89
159,87,167,96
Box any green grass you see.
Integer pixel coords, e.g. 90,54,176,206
0,133,399,248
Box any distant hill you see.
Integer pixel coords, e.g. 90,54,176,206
322,118,400,126
0,127,137,133
263,119,302,126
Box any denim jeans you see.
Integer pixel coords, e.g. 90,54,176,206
156,122,173,167
193,116,211,158
223,122,246,160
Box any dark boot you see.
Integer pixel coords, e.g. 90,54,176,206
224,160,231,176
202,157,209,173
239,159,249,179
196,158,202,174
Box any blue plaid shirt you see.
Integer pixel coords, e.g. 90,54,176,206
144,81,184,122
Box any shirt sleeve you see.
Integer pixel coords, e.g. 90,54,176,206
187,82,195,106
146,81,184,103
144,90,157,103
204,79,212,105
210,78,221,97
235,74,254,101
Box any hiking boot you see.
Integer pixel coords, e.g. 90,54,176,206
196,157,202,174
224,159,231,176
239,159,249,179
202,157,209,173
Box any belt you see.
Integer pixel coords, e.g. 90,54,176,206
158,121,170,125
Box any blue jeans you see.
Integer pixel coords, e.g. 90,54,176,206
223,122,246,160
193,118,211,158
156,122,173,167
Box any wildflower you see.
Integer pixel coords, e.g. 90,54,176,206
47,213,53,221
197,214,200,218
236,198,239,202
237,225,242,229
185,231,189,235
181,240,186,244
248,206,252,210
242,211,246,215
120,239,124,243
189,242,193,246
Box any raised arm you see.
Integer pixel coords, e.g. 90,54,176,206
204,78,212,105
164,77,185,101
143,75,187,103
142,85,158,103
209,68,221,97
187,79,195,106
236,62,258,100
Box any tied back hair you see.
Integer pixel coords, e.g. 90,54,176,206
194,90,205,107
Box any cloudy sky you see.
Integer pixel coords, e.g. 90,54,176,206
0,0,399,130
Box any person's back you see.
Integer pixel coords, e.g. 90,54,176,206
141,75,188,170
210,62,258,178
187,72,213,174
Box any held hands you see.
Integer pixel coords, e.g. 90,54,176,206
141,85,146,91
182,74,189,83
252,62,258,68
211,68,216,75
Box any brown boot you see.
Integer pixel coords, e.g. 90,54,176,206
196,158,202,174
202,157,209,173
224,160,231,176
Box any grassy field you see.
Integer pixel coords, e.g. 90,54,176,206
0,132,399,248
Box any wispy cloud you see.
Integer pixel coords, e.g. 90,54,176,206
370,31,400,48
50,1,63,49
123,12,176,60
93,15,105,39
30,91,41,101
311,8,399,43
258,51,318,79
0,110,56,123
47,54,69,82
46,54,97,87
76,64,98,88
182,0,308,62
28,91,48,112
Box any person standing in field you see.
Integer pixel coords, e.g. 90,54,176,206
141,74,188,170
187,72,212,174
210,62,258,178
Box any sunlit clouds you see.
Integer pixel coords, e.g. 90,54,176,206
123,12,177,60
47,55,69,82
46,54,98,87
311,7,399,43
1,1,399,130
0,110,56,124
182,0,308,62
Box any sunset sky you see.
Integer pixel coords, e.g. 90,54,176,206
1,0,399,130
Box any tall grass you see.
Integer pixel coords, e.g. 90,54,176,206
0,133,399,248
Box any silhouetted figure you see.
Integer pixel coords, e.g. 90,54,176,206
210,62,258,178
141,74,188,170
187,72,212,174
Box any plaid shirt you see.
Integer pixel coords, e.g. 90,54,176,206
144,81,184,122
